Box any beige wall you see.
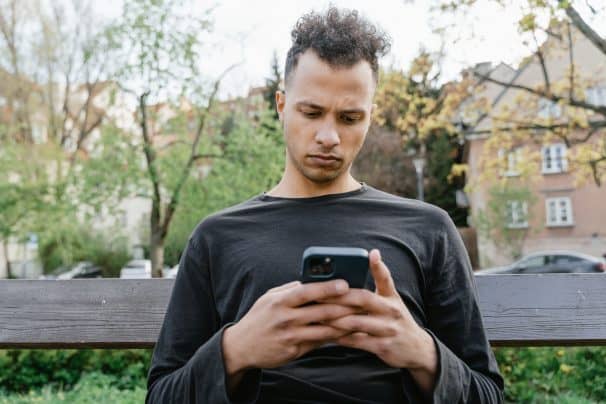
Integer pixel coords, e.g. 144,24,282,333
468,136,606,267
465,26,606,267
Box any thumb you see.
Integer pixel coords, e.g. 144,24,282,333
369,249,397,297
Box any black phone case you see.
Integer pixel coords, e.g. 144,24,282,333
300,246,369,288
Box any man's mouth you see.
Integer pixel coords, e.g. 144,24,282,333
307,154,342,167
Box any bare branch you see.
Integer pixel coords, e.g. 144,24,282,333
565,5,606,57
532,30,551,95
589,159,604,186
192,153,223,161
161,63,239,235
139,91,162,218
465,119,606,136
156,139,192,152
567,22,575,101
473,72,606,116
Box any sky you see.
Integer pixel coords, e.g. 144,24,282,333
95,0,603,98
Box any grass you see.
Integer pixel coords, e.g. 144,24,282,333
0,373,146,404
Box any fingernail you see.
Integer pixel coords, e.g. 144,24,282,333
335,280,348,292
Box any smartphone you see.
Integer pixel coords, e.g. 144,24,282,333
300,246,369,289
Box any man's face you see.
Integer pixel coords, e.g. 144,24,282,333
276,50,375,186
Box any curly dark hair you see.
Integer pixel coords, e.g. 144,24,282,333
284,7,391,86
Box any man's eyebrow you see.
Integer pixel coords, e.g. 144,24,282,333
295,101,366,114
340,108,366,114
295,101,323,109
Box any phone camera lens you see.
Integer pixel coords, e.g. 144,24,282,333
309,257,334,277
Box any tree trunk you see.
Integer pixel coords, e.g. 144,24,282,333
1,239,12,279
150,234,164,278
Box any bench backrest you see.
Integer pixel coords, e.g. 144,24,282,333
1,274,605,348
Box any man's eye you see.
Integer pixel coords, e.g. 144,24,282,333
303,111,321,118
341,114,360,124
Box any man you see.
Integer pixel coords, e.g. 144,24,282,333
147,7,503,403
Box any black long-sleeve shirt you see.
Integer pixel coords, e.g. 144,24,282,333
147,185,504,403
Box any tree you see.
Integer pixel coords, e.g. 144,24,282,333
370,53,471,222
475,183,537,261
0,0,138,277
0,143,50,277
438,0,606,185
263,51,282,121
352,125,417,197
164,110,284,265
107,0,236,277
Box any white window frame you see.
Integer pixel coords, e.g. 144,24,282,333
545,197,574,227
586,86,606,107
542,143,568,174
506,200,528,229
538,98,561,119
498,148,521,177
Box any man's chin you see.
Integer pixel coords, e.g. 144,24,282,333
302,169,342,184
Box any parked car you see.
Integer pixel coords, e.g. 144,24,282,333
475,251,606,275
39,261,102,280
120,259,152,279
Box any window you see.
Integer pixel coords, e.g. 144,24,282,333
554,255,582,264
538,98,561,119
586,86,606,106
498,148,521,176
542,144,568,174
546,197,574,226
518,255,547,270
506,200,528,228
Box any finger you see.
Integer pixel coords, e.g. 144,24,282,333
369,249,397,297
281,280,349,307
328,314,397,337
294,303,359,325
319,288,394,315
292,324,351,343
267,281,301,294
336,332,379,354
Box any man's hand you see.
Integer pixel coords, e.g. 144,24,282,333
222,279,357,386
322,249,439,394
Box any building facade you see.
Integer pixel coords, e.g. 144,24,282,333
463,25,606,267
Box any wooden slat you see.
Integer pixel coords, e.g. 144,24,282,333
0,279,173,348
475,274,606,346
1,274,606,348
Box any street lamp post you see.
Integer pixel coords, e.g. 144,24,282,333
412,156,425,201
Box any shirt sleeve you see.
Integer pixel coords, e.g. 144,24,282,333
425,211,504,404
146,236,262,404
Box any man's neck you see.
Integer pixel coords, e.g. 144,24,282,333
267,174,362,198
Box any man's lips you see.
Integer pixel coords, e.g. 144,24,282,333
308,153,341,160
306,154,342,167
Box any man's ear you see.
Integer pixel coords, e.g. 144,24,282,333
275,91,285,122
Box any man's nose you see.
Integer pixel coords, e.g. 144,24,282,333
315,121,340,148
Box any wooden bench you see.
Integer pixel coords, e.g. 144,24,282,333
1,274,606,349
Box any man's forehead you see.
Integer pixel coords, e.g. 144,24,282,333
285,52,375,106
286,50,375,88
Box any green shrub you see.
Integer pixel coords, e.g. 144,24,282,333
0,372,146,404
495,347,606,403
0,349,151,394
38,223,131,278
